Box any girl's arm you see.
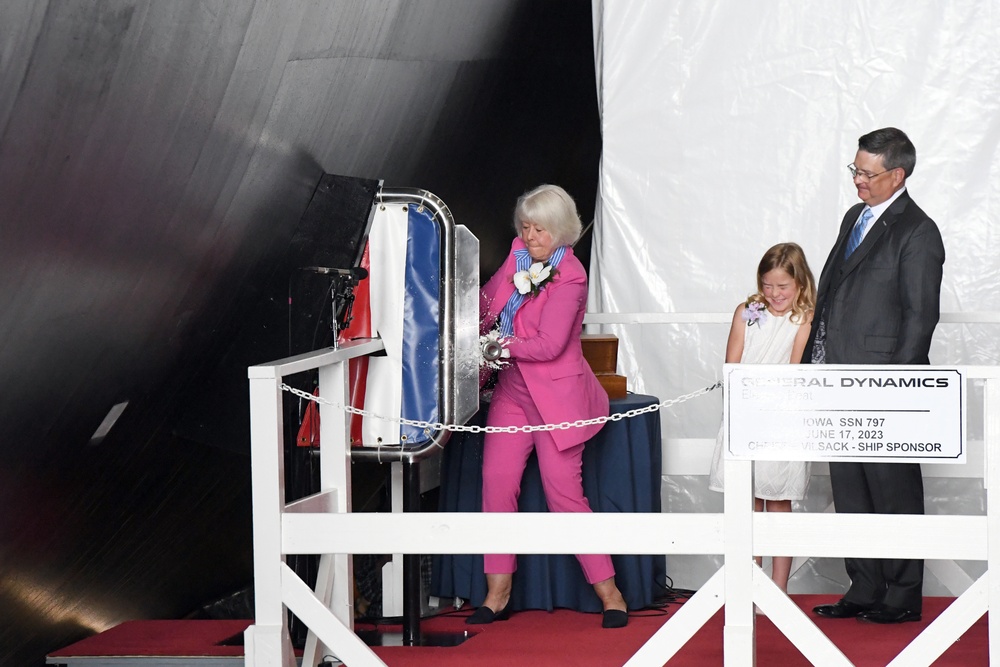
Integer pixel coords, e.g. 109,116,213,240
789,310,815,363
725,304,747,363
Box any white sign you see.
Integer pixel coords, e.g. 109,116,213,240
724,365,965,464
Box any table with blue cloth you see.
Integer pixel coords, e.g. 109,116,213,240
431,392,665,613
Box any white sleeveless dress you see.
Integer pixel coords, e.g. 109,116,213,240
708,310,811,500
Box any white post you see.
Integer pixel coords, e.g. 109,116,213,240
318,361,355,625
722,456,756,667
381,462,405,617
722,366,756,667
302,360,355,667
986,378,1000,666
245,368,296,667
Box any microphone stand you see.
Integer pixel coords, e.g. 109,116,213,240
299,266,365,349
329,275,358,350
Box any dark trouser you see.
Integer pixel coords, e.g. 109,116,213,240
829,461,925,612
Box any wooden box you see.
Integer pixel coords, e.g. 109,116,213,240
596,373,627,400
581,334,627,399
581,334,619,374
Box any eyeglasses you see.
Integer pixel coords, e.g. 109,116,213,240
847,163,893,181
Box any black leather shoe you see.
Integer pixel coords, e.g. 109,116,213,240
466,603,511,625
858,605,921,624
602,609,629,629
813,599,871,619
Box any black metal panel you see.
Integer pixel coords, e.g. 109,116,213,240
292,174,378,273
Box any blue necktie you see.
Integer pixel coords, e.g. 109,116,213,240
844,208,873,258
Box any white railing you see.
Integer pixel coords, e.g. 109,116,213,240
245,314,1000,667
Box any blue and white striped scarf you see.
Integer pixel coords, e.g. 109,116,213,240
497,245,567,336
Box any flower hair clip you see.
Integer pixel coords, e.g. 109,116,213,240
742,299,769,328
513,261,557,297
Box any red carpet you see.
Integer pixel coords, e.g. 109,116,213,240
49,596,988,666
47,619,253,660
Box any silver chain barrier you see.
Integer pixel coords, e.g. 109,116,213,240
281,381,722,434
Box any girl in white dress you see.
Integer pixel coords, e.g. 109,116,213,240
709,242,816,593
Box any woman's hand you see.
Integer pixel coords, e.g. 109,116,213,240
480,330,511,370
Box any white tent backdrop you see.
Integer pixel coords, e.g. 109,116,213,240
590,1,1000,593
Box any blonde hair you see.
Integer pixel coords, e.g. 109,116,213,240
749,242,816,324
513,184,582,248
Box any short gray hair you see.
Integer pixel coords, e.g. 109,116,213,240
513,184,582,248
859,127,916,177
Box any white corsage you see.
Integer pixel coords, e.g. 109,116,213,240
513,261,556,297
742,299,769,328
479,329,510,371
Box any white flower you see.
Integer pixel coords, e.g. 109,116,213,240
512,261,557,298
513,270,532,295
527,262,552,286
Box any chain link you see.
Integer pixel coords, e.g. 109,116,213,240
281,381,722,434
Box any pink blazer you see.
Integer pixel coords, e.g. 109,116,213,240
480,238,609,450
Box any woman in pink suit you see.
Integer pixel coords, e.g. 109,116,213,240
467,184,628,629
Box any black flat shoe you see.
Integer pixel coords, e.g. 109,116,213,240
466,603,511,625
602,609,629,629
813,599,871,619
858,605,921,624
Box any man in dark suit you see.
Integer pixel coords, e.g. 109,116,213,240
803,127,945,624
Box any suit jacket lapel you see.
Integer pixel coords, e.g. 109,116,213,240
821,203,863,293
508,246,571,336
832,192,911,282
843,212,888,269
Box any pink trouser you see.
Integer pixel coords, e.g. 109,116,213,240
481,387,615,585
